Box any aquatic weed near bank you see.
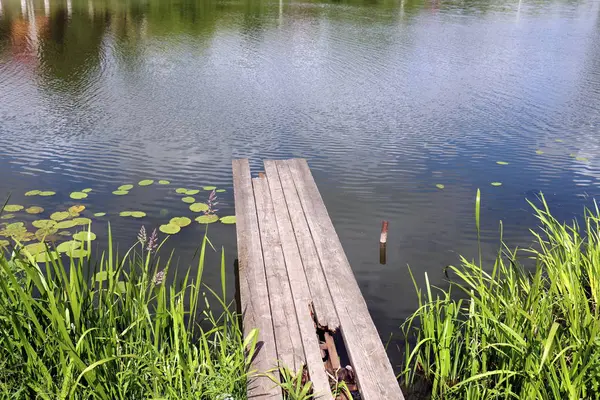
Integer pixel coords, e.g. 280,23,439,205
0,228,256,399
401,192,600,399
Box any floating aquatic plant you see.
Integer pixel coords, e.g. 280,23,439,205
496,161,509,165
138,180,154,186
220,216,236,224
70,192,88,200
217,189,226,193
196,215,219,224
189,203,209,212
94,212,106,217
0,214,15,220
159,224,180,235
32,220,56,229
69,205,85,214
25,190,40,196
56,240,81,253
120,211,146,218
203,186,216,191
72,217,92,226
119,184,134,191
491,182,502,186
82,188,92,193
55,220,77,230
576,157,589,162
112,190,129,195
185,189,199,195
158,180,170,185
4,205,23,212
170,217,191,227
39,191,56,196
73,231,97,241
50,211,70,221
25,206,44,214
535,150,544,155
24,242,46,255
182,197,196,204
36,251,59,263
175,188,188,194
436,184,445,190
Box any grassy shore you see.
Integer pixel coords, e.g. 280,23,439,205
0,229,253,399
401,193,600,399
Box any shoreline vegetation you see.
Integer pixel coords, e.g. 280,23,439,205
2,193,599,399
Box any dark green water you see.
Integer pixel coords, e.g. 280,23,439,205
1,0,600,369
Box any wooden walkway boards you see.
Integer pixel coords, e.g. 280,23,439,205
233,158,405,400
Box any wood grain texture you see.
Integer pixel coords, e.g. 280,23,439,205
232,159,282,399
285,158,405,400
275,161,340,330
263,160,333,399
253,177,304,372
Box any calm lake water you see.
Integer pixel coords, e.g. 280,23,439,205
1,0,600,369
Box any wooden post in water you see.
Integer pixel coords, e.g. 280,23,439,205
379,221,388,265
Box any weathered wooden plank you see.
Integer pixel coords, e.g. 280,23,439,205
285,158,405,400
253,176,304,372
232,159,281,399
264,160,333,399
274,161,340,330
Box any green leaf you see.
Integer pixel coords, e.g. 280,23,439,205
189,203,209,212
182,197,196,204
69,248,90,258
35,227,58,241
158,180,170,185
32,220,57,229
130,211,146,218
535,150,544,155
119,211,132,217
170,217,191,227
55,220,77,230
185,189,200,195
175,188,188,194
81,188,92,193
24,243,47,255
159,209,169,217
58,231,72,236
25,206,44,214
555,139,563,143
220,216,236,224
4,205,23,212
118,184,134,191
70,192,88,200
196,215,219,224
25,190,41,196
112,190,129,196
216,189,226,193
93,212,106,217
0,240,9,248
72,217,92,226
496,161,509,165
39,191,56,196
435,184,445,190
68,205,85,215
51,212,70,221
36,251,59,263
159,224,181,235
138,180,154,186
575,157,589,162
73,231,97,241
57,241,81,253
95,271,108,282
0,213,15,220
203,186,216,191
491,182,502,186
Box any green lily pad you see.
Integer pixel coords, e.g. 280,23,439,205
159,224,180,235
130,211,146,218
203,186,216,191
555,139,563,143
0,214,15,220
55,220,77,230
182,197,196,204
435,184,445,190
36,251,59,263
72,217,92,226
4,205,23,212
24,243,47,255
220,216,236,224
25,190,41,196
175,188,188,194
138,180,154,186
35,227,58,241
116,281,127,293
32,220,57,229
189,203,209,212
569,153,576,158
69,205,85,213
39,191,56,196
81,188,92,193
112,190,129,196
195,215,219,224
119,211,132,217
0,240,9,248
58,231,72,237
216,189,226,193
496,161,509,165
94,212,106,217
185,189,199,195
576,157,589,162
69,248,90,258
70,192,88,200
51,211,70,221
25,206,44,214
170,217,191,227
491,182,503,187
95,271,108,282
57,240,81,253
118,184,134,191
535,150,544,155
158,180,170,185
73,231,97,241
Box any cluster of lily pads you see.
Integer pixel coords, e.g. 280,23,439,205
0,179,236,257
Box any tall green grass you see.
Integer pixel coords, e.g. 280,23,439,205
0,227,255,399
402,195,600,399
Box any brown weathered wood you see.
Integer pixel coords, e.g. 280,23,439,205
274,161,340,330
324,333,341,370
253,177,304,372
285,158,405,400
263,160,333,399
232,159,281,399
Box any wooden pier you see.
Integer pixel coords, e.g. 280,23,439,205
233,158,405,400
